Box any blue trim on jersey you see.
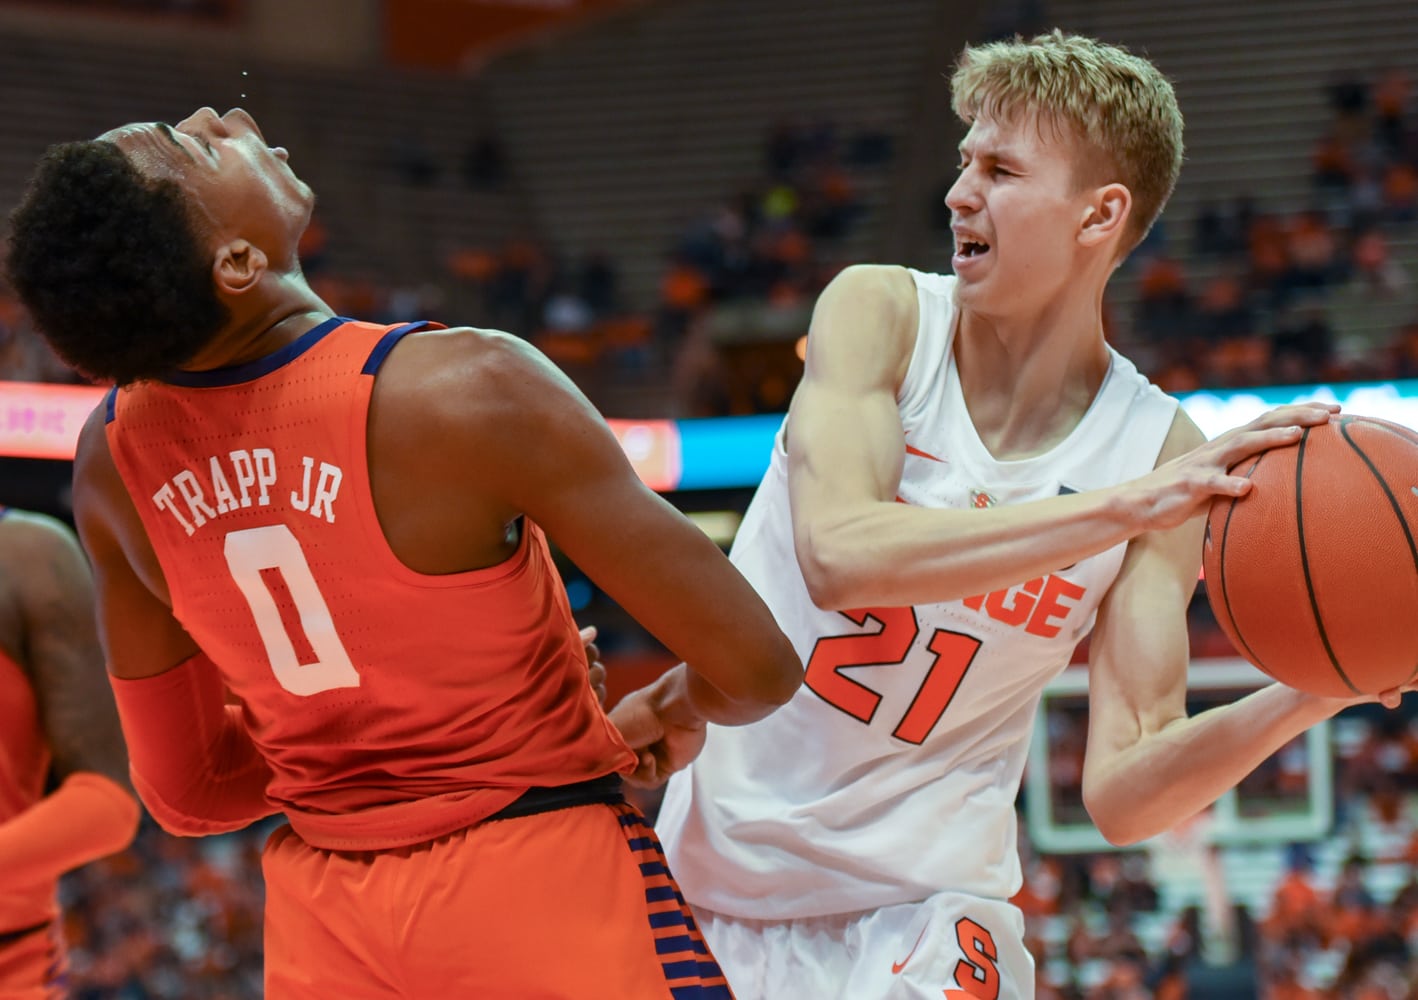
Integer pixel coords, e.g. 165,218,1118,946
160,316,349,387
104,386,118,424
655,934,696,955
670,986,732,1000
361,321,433,375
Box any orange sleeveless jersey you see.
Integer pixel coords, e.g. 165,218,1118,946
105,319,636,851
0,543,58,931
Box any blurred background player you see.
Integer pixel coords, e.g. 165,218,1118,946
0,507,139,999
4,106,800,998
656,31,1382,1000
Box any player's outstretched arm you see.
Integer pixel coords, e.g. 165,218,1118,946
1080,414,1345,846
387,328,801,729
788,266,1337,611
0,510,139,891
72,410,276,836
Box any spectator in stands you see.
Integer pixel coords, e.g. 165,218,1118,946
462,131,507,191
579,252,620,320
1372,67,1411,157
1387,320,1418,377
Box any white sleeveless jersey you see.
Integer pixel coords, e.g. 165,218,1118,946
658,269,1180,920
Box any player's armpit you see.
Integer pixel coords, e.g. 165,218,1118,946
111,651,276,836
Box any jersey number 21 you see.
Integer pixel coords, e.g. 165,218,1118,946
805,606,981,744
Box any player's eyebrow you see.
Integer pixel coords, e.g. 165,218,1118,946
155,123,197,163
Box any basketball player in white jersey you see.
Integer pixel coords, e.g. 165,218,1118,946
649,31,1360,1000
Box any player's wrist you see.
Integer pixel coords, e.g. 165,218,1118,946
651,664,706,730
1104,481,1153,534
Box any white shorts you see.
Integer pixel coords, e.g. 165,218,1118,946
696,892,1033,1000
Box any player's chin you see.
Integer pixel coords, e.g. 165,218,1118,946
950,270,1001,310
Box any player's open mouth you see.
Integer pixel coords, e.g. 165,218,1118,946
955,238,990,258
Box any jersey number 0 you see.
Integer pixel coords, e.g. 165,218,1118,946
804,606,981,744
224,525,361,696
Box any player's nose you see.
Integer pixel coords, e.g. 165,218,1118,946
223,107,263,142
944,170,980,215
177,107,227,138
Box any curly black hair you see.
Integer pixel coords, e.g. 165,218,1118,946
6,140,229,386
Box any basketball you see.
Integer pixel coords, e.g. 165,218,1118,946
1203,414,1418,698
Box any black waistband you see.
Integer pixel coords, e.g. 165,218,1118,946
486,774,624,823
0,919,50,949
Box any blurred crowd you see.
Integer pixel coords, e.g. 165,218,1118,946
60,824,270,999
4,75,1417,411
1016,704,1418,999
1130,66,1418,394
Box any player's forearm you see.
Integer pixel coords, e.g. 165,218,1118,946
656,662,792,728
0,772,139,891
799,487,1147,610
1083,683,1336,845
110,653,277,836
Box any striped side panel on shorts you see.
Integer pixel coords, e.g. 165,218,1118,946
612,802,735,1000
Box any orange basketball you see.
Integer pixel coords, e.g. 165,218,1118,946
1202,414,1418,698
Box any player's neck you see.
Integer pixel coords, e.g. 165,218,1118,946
954,290,1111,461
182,280,335,373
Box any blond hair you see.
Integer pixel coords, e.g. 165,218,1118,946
951,30,1184,254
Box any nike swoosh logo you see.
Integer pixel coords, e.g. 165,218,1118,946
891,924,929,975
905,443,943,462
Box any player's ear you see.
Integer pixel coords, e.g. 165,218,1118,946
213,239,267,296
1078,183,1131,249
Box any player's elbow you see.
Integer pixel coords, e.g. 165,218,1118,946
796,527,866,611
715,634,803,710
1091,815,1148,848
1082,786,1150,847
130,768,271,839
103,785,142,854
755,637,804,707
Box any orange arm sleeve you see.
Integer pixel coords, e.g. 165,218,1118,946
109,651,277,836
0,771,139,892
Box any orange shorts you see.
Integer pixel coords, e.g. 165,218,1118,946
262,800,734,999
0,920,66,1000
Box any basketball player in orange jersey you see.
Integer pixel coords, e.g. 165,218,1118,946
0,507,139,999
5,107,801,999
655,32,1394,999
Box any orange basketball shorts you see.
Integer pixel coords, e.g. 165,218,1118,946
262,800,734,999
0,920,66,1000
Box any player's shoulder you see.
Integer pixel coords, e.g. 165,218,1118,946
372,325,587,436
0,507,81,565
380,325,562,399
817,263,919,319
807,264,922,381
